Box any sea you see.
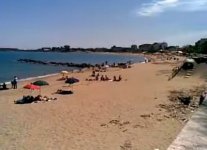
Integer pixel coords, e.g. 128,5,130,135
0,51,145,83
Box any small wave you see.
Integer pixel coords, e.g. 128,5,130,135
18,73,59,82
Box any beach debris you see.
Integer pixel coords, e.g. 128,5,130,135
100,123,108,128
121,121,130,126
158,85,206,122
140,114,151,118
122,129,128,132
101,118,131,131
108,119,131,126
109,119,120,125
120,140,132,150
133,124,146,128
178,96,191,105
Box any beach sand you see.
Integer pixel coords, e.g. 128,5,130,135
0,58,206,150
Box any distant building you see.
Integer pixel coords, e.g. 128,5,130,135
131,45,138,51
139,42,168,52
139,44,152,51
42,47,51,51
152,42,168,51
167,46,179,51
111,46,130,52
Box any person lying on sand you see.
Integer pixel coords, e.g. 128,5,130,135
55,89,73,95
14,95,57,104
85,78,96,81
0,83,9,90
57,76,68,81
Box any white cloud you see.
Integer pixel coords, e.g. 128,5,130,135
137,0,207,16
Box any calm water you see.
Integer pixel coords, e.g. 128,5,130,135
0,51,144,83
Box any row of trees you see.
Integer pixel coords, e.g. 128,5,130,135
183,39,207,54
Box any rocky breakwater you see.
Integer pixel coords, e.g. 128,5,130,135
18,59,133,69
18,59,94,68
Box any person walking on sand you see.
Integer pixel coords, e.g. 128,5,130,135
13,76,18,89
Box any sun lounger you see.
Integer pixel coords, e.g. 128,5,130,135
14,96,35,104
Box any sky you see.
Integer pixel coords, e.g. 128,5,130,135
0,0,207,49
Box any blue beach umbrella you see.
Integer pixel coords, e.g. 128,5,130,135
65,77,79,84
65,77,79,91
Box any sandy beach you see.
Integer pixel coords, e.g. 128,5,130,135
0,56,206,150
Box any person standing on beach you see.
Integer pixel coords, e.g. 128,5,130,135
11,80,14,89
199,91,207,105
13,76,18,89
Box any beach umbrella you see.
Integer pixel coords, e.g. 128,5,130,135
24,84,40,90
60,70,69,78
65,77,79,91
65,77,79,84
33,80,49,86
61,70,69,76
24,84,41,95
61,70,69,74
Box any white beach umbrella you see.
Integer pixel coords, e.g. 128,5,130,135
61,70,69,74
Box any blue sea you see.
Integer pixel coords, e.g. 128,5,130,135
0,51,144,83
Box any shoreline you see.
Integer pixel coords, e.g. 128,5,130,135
0,51,146,84
1,58,148,85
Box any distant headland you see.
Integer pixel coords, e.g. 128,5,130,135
1,38,207,54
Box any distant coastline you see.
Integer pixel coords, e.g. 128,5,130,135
1,38,206,54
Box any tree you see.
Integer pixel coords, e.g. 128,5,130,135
199,41,207,54
182,45,195,53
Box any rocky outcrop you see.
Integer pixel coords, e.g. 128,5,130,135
18,59,94,68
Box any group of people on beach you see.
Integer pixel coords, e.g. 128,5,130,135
0,76,18,90
87,71,122,82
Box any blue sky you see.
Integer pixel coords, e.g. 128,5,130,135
0,0,207,49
